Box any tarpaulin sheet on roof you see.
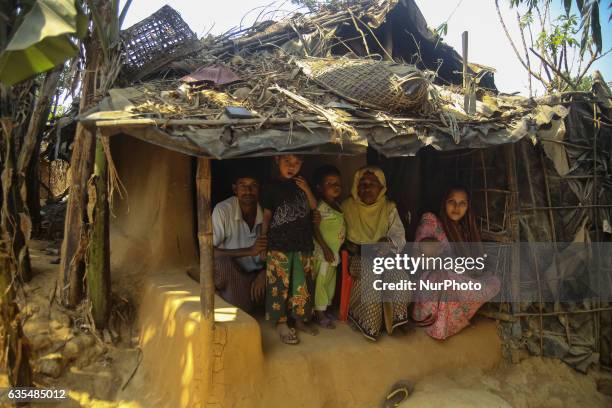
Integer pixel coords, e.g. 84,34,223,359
81,86,569,158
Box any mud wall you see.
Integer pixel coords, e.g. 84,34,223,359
109,135,198,304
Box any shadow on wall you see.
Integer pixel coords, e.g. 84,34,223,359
109,135,199,306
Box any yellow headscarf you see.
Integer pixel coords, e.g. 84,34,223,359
341,166,396,244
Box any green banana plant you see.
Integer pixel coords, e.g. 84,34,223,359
0,0,88,85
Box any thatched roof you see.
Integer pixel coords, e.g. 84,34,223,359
80,0,570,159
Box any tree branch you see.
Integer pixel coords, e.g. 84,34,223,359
495,0,548,87
575,47,612,86
529,47,575,90
516,11,533,96
119,0,132,28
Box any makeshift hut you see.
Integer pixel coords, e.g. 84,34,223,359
71,1,612,406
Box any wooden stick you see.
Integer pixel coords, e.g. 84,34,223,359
520,141,544,354
196,158,214,317
351,13,393,60
479,150,490,231
196,157,214,403
477,310,516,322
271,84,356,140
462,31,468,89
349,8,370,56
592,105,602,353
474,188,511,194
504,144,522,363
87,115,491,128
513,307,612,317
519,204,612,211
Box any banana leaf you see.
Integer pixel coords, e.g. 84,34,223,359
0,0,87,85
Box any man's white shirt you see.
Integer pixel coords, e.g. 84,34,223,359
212,196,264,272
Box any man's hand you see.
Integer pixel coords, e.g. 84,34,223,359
251,270,266,302
250,235,267,256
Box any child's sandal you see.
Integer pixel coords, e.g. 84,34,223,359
382,380,414,407
279,327,299,345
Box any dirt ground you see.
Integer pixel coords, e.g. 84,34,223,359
399,357,612,408
1,240,611,407
1,240,143,407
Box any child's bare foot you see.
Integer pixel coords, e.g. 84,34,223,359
295,319,319,336
276,322,299,345
316,310,335,329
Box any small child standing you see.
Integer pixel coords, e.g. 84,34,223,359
261,154,318,345
312,165,345,329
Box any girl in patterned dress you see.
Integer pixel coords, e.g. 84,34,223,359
412,187,501,340
261,154,318,345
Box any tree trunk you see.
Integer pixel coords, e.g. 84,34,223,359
26,145,41,235
20,68,61,235
59,38,99,306
85,138,110,328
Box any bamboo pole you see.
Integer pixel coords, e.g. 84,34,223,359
592,104,602,353
86,116,498,128
518,204,612,211
477,309,516,322
462,31,475,114
479,150,490,231
513,306,612,317
462,31,469,89
196,157,214,401
85,137,110,328
520,141,544,355
504,143,522,362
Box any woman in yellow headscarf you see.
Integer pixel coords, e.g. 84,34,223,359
342,166,410,341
